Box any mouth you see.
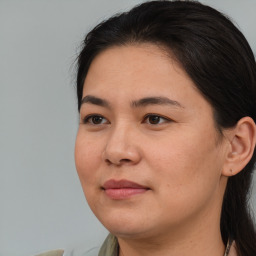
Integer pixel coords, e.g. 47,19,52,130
102,179,150,200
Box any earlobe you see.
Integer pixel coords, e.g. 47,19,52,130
222,117,256,177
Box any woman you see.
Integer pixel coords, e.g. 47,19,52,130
72,1,256,256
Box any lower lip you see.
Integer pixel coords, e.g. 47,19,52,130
104,188,148,200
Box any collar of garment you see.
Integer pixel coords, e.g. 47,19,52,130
98,234,118,256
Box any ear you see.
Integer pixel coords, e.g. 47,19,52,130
222,117,256,177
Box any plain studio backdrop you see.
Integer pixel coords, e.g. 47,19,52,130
1,1,256,256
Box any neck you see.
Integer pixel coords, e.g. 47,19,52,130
118,199,226,256
118,225,225,256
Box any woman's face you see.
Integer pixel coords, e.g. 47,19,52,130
75,44,229,240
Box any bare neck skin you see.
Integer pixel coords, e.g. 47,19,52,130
118,221,225,256
118,230,225,256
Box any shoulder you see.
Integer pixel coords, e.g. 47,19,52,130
63,246,100,256
33,246,100,256
64,234,118,256
33,234,115,256
34,250,64,256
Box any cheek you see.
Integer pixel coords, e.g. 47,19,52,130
146,140,223,221
74,130,102,185
147,129,223,196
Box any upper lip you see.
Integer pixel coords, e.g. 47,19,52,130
102,179,148,189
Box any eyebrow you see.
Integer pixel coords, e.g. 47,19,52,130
81,95,110,108
81,95,184,109
131,96,184,108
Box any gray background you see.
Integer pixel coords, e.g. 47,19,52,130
1,1,255,256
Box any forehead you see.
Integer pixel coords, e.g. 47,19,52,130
83,43,194,95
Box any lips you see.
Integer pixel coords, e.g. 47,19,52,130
102,179,149,199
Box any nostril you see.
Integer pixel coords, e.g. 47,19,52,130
121,159,131,163
104,158,131,165
121,159,131,162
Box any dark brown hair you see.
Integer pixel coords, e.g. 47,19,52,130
76,1,256,255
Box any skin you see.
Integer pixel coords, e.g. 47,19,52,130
75,44,234,256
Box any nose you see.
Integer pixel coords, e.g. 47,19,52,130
102,125,142,166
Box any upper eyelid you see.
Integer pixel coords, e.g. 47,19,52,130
82,113,105,119
82,114,109,124
143,113,172,121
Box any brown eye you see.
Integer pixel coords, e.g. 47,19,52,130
144,114,169,125
83,115,108,125
148,115,161,124
91,116,103,124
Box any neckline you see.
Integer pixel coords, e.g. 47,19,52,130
224,239,233,256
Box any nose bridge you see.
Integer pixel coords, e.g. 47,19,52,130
103,120,141,165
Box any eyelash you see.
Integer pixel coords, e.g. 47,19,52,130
82,114,172,125
143,113,171,125
82,114,109,125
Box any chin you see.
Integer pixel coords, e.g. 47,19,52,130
96,211,151,238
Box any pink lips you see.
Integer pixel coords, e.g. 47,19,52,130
102,179,149,200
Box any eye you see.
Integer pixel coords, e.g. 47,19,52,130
144,114,170,125
82,115,109,125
